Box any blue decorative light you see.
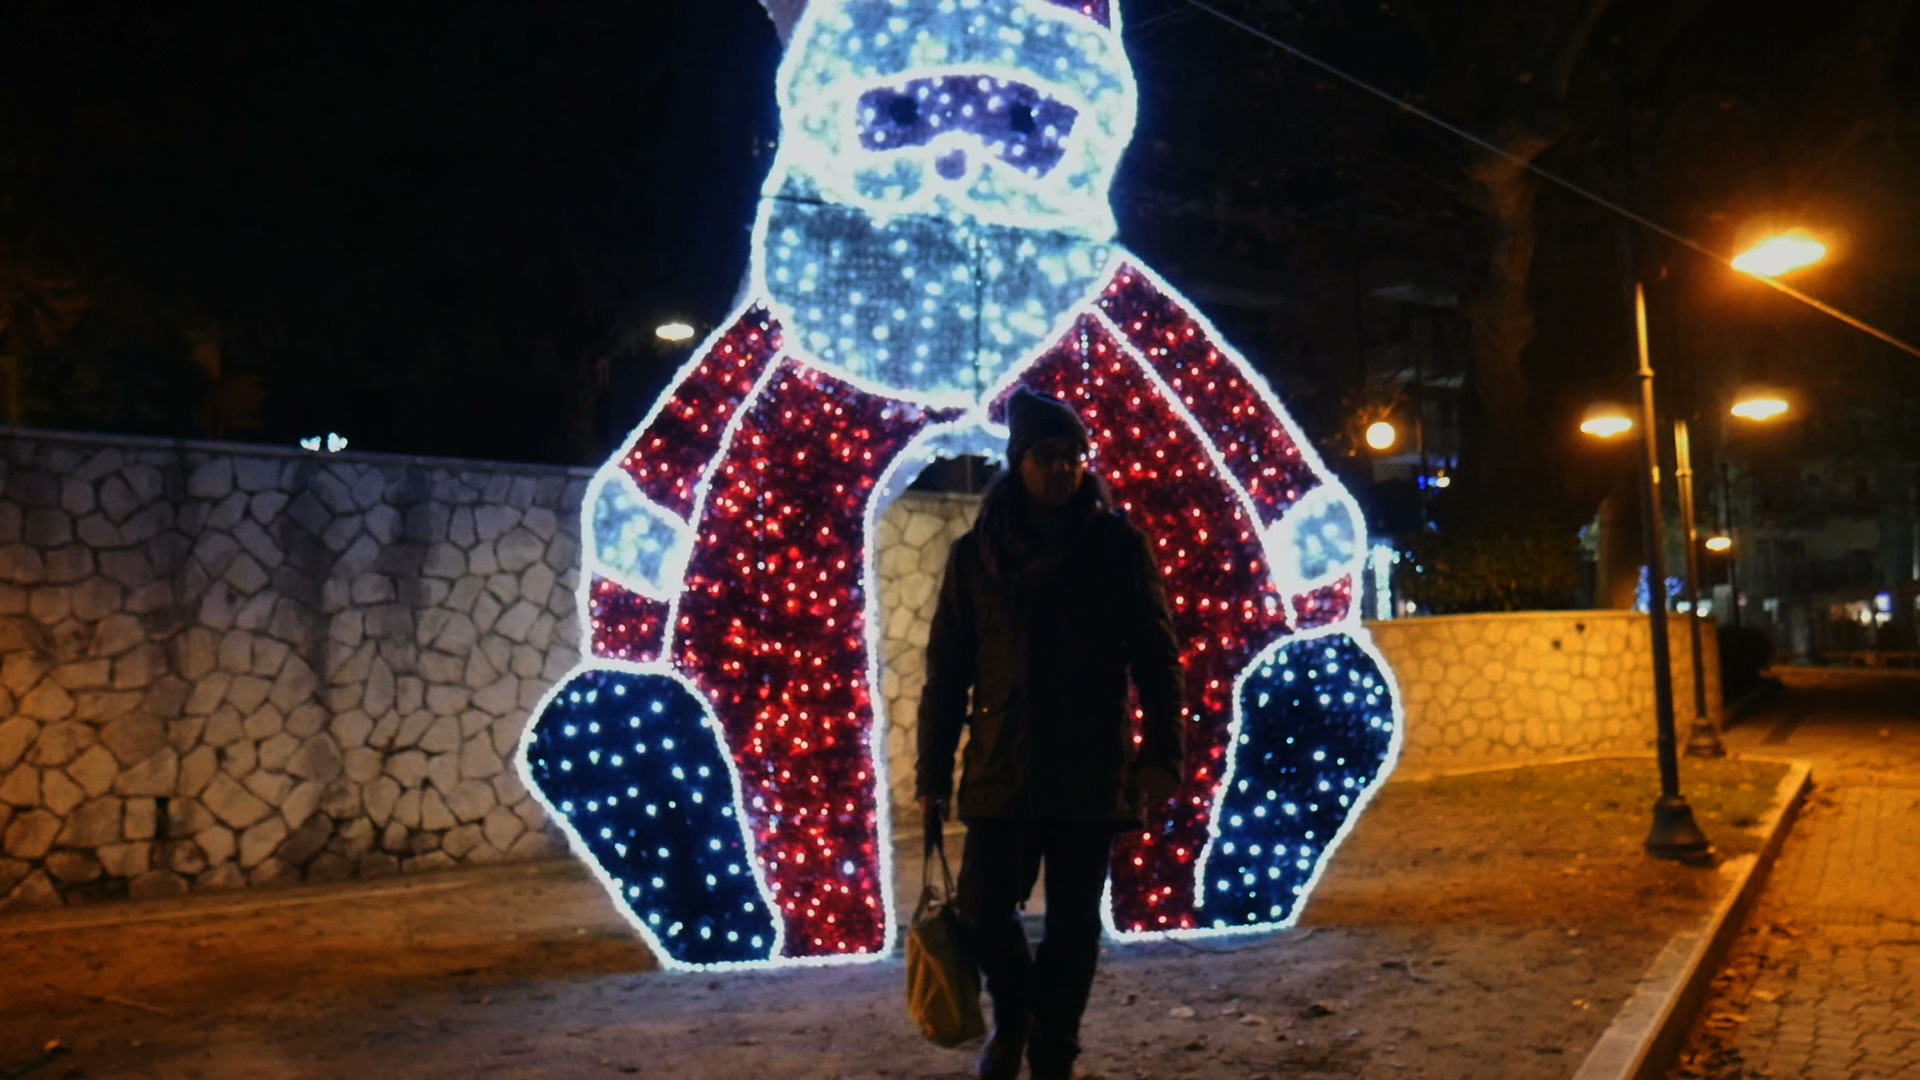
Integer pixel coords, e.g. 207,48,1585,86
524,670,779,967
1197,632,1398,928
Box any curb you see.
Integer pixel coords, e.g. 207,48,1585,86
1569,758,1813,1080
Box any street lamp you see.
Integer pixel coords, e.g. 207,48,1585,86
1718,390,1792,631
1704,535,1733,553
655,321,698,343
1731,230,1827,279
1365,420,1398,451
1730,388,1790,422
1581,286,1711,862
1580,402,1635,439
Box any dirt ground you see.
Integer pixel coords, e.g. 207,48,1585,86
1,756,1788,1080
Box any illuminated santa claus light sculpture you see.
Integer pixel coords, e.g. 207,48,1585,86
519,0,1402,970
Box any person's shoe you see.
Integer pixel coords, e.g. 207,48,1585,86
975,1018,1029,1080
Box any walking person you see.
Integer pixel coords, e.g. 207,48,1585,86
917,387,1187,1080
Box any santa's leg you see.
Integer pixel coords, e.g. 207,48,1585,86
522,309,792,968
672,360,951,961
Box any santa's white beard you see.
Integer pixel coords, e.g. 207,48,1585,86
758,192,1113,406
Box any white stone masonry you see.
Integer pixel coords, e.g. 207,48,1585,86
0,432,585,911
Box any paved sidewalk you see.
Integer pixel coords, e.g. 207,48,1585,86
1672,668,1920,1080
3,757,1787,1080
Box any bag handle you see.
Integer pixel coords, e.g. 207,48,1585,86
922,820,956,898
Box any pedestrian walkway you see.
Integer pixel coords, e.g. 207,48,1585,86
1674,668,1920,1080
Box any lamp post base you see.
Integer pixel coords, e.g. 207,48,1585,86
1645,795,1713,863
1684,721,1727,759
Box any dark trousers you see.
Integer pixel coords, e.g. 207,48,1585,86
956,818,1116,1070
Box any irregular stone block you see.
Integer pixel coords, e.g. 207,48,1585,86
226,675,273,714
41,769,85,815
24,509,72,547
0,717,37,772
102,714,168,765
4,808,61,859
256,732,300,773
206,491,248,532
391,789,422,830
187,458,234,500
218,737,258,777
67,744,119,798
28,720,89,765
223,554,270,596
74,690,141,723
19,681,76,724
98,841,152,878
459,734,504,781
420,787,456,832
2,869,63,911
46,850,102,885
177,746,218,797
289,737,343,783
126,869,190,901
238,815,288,868
269,656,319,712
386,750,429,789
279,811,332,867
201,772,273,829
48,659,109,693
0,764,40,807
364,775,401,825
425,752,459,796
124,797,157,841
194,863,245,892
343,747,382,784
89,614,145,659
45,546,95,586
56,796,123,847
243,704,285,742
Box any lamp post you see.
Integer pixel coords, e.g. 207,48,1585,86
1580,289,1711,859
1672,420,1723,758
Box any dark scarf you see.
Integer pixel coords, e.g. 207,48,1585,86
975,470,1113,587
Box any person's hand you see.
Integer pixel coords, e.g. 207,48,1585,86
1136,765,1179,808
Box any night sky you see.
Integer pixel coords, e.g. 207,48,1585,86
1,0,1914,500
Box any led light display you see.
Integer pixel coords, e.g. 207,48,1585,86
520,0,1399,970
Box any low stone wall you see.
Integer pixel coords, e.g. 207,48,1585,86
875,492,978,821
1369,610,1723,778
0,428,1726,914
0,430,585,911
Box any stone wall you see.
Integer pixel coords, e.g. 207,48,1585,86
0,430,585,912
1369,610,1724,779
874,492,979,822
0,432,1728,915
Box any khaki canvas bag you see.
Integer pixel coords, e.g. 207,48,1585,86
905,829,985,1047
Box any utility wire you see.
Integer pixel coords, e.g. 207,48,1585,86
1182,0,1920,360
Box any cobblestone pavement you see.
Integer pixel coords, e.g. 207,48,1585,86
1672,668,1920,1080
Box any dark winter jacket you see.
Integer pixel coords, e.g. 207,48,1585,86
914,498,1186,826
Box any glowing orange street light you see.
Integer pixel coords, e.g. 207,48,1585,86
1731,230,1826,278
1365,420,1398,451
1729,390,1789,422
655,321,697,343
1579,403,1635,439
1704,535,1733,553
